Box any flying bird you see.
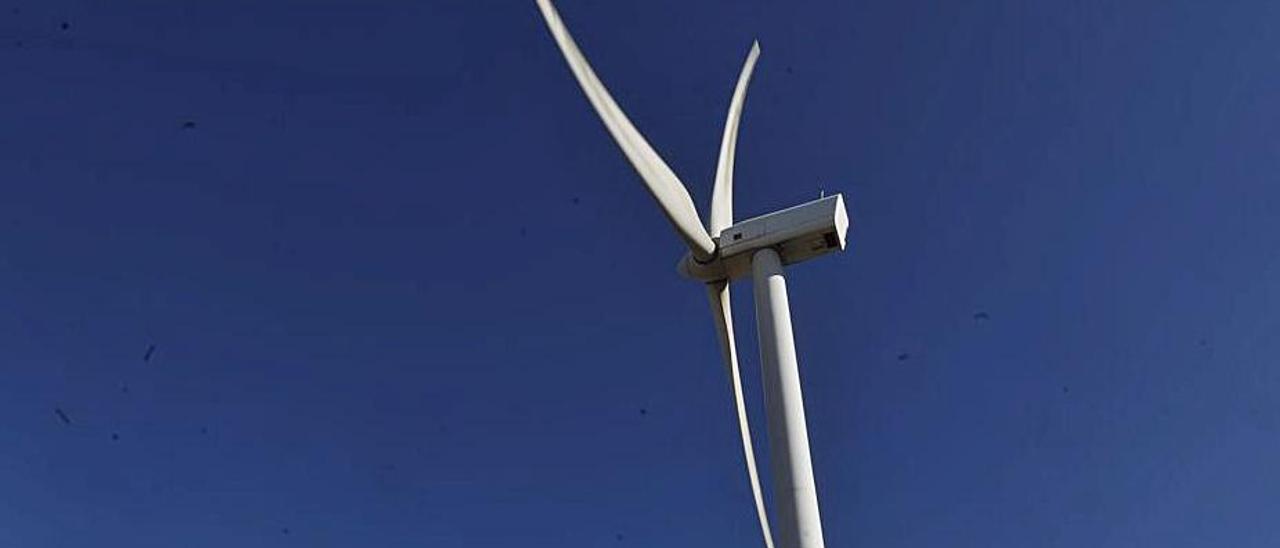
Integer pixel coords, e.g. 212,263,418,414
54,408,71,425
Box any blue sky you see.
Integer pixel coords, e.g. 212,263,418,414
2,1,1279,546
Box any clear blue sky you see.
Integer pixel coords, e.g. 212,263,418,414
3,1,1279,546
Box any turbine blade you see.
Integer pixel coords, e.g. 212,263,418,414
536,0,715,260
707,280,776,548
709,41,761,237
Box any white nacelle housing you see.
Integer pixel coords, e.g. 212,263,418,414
682,194,850,282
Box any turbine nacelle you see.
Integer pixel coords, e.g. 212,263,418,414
679,194,850,283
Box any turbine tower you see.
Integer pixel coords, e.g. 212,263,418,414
535,2,849,547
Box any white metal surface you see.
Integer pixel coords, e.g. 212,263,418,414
681,194,849,283
535,0,716,260
720,194,848,260
707,280,775,548
752,248,825,548
709,41,761,238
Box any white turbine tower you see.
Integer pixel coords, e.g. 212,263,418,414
536,2,849,547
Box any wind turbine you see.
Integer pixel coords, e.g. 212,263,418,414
535,2,849,547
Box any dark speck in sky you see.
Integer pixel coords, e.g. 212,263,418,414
60,22,69,31
143,344,156,362
1062,386,1070,395
181,121,197,130
111,433,120,441
973,311,990,321
571,197,580,205
54,408,72,425
639,408,647,416
897,353,910,362
281,528,290,535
